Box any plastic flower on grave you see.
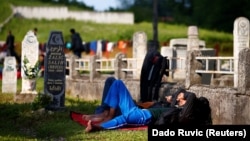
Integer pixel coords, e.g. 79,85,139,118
22,55,40,79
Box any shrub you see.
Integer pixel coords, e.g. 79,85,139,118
31,92,53,110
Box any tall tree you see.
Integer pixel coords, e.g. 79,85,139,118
118,0,135,10
191,0,250,32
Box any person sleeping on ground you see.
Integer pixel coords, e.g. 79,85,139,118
80,76,174,124
93,76,172,115
79,78,204,133
70,77,212,132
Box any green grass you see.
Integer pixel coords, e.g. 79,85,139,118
0,18,233,45
0,1,235,140
0,1,12,23
0,78,148,140
0,0,234,56
0,17,234,56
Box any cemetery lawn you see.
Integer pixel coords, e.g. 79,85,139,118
0,78,147,141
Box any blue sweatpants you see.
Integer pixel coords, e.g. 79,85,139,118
95,77,116,114
100,79,152,129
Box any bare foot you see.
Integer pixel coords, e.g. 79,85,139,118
85,120,93,133
83,115,104,123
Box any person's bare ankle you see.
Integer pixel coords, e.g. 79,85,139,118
85,120,92,133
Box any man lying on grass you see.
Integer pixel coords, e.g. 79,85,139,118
79,78,209,133
70,77,212,132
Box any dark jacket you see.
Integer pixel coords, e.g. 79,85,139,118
154,89,204,126
71,33,83,51
6,33,15,50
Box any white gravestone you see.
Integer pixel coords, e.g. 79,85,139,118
2,57,17,93
132,31,147,80
21,31,39,94
187,26,200,51
233,17,250,88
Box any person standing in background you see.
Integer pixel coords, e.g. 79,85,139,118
5,30,21,69
70,28,84,58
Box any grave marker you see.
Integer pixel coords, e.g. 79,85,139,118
132,31,147,79
233,17,250,87
187,26,199,51
21,31,39,94
44,31,65,110
2,57,17,93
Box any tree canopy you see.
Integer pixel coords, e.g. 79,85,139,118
36,0,250,33
118,0,250,33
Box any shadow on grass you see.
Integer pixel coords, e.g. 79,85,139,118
0,93,100,140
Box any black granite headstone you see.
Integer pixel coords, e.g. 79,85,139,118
44,31,65,110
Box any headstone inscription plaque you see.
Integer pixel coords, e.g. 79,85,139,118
44,31,65,110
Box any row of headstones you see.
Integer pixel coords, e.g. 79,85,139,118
1,30,150,110
2,31,66,110
184,17,250,89
2,16,249,108
2,30,148,92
